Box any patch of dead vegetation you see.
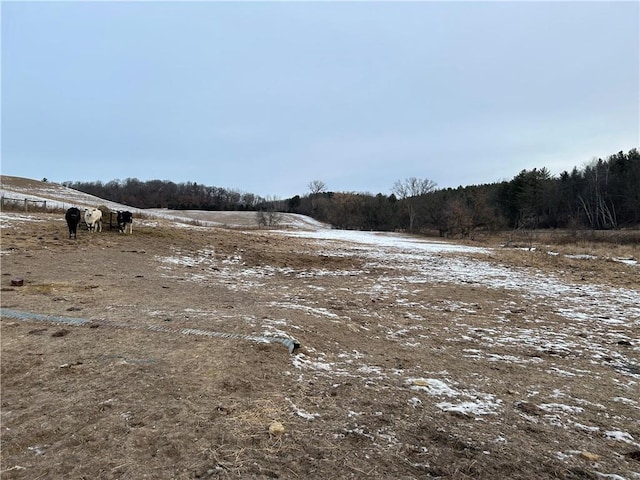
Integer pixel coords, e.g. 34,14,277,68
454,229,639,290
1,211,639,479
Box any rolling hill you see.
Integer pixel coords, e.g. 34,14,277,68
0,175,326,230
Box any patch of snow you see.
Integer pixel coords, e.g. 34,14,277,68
566,254,598,260
570,422,600,433
612,397,639,407
0,213,48,228
539,403,584,414
596,474,631,480
283,229,490,255
291,353,335,372
436,399,501,416
555,450,581,461
604,430,639,446
268,301,345,320
286,398,320,420
547,367,580,377
262,325,297,340
357,365,384,376
407,378,460,397
27,445,46,456
613,257,638,266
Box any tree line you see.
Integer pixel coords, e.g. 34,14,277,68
62,178,265,211
65,148,639,236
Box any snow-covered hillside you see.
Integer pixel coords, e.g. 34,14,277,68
0,175,325,229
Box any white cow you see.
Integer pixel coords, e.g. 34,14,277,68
84,208,103,232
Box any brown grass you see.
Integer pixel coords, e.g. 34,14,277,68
1,211,639,480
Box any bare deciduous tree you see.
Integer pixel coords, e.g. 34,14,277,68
256,196,284,228
392,177,437,232
308,180,327,195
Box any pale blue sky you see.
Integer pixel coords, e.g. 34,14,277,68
2,1,638,199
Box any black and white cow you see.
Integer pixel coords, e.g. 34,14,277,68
65,207,82,239
117,211,133,234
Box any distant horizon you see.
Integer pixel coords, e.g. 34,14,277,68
3,145,636,200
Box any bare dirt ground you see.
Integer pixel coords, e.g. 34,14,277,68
1,209,639,479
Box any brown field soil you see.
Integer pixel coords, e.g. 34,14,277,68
1,211,639,479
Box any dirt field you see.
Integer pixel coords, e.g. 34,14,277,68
1,208,639,479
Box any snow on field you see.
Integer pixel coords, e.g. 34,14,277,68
286,228,490,254
0,183,144,214
284,227,640,327
1,181,327,230
146,208,327,229
149,222,640,424
267,227,637,476
149,224,640,379
2,181,639,476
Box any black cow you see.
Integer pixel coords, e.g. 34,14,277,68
117,211,133,234
65,207,82,239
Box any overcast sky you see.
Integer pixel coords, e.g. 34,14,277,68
2,1,638,199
